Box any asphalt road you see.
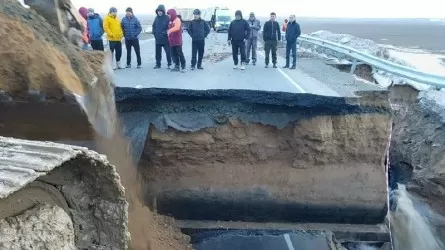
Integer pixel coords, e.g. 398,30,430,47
114,32,381,97
194,231,336,250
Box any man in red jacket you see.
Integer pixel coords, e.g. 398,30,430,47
167,9,186,72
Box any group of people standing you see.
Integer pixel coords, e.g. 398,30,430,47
78,5,211,73
78,6,301,72
78,6,142,70
152,5,211,72
228,11,301,70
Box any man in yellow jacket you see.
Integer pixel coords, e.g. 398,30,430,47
103,7,124,69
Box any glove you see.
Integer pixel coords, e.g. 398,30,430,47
227,40,231,46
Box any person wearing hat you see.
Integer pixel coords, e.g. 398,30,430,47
187,9,210,70
245,12,261,65
167,8,186,72
152,4,172,69
227,10,249,70
121,7,142,68
103,7,124,69
87,8,104,51
78,7,89,50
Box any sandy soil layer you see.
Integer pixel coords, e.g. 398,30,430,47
142,113,391,223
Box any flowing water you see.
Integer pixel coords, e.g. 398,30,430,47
390,184,444,250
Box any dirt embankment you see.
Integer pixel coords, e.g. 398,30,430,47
141,110,391,222
0,1,192,249
0,0,95,99
389,85,445,239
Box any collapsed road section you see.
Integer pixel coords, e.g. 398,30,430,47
116,88,392,226
0,87,393,247
113,88,392,247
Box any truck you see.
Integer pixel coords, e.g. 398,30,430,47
175,7,232,32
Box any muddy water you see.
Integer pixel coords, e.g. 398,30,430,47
93,120,191,250
94,123,153,249
390,184,444,250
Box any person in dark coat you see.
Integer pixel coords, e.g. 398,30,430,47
284,14,301,69
87,8,104,51
152,4,172,69
262,12,281,68
187,9,210,70
227,10,249,70
121,7,142,68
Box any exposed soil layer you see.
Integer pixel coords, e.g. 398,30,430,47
0,0,94,98
389,85,445,239
132,89,392,224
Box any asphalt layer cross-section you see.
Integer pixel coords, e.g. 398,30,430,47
114,32,342,96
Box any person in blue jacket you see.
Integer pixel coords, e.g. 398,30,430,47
121,7,142,68
86,8,104,51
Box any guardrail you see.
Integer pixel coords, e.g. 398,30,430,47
279,34,445,88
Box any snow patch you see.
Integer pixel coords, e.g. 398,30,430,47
300,30,445,91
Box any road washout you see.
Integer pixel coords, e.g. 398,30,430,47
115,88,391,227
0,1,192,249
389,84,445,244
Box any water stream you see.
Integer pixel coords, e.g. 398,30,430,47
389,184,444,250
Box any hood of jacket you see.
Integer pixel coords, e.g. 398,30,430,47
167,9,177,21
235,10,243,19
156,4,166,15
88,13,100,19
79,7,88,20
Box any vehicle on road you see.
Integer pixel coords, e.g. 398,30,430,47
175,7,231,32
213,8,231,32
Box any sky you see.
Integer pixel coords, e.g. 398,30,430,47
18,0,444,18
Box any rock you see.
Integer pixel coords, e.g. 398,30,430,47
0,204,75,250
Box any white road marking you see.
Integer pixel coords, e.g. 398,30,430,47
283,233,295,250
257,51,307,93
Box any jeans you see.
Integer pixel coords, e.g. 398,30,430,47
90,40,104,51
231,40,246,65
155,43,172,66
109,41,122,62
286,41,297,66
264,40,277,65
245,37,258,62
125,39,142,66
191,40,205,67
171,45,186,69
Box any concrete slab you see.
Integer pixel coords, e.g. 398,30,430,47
0,136,82,199
178,220,390,243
